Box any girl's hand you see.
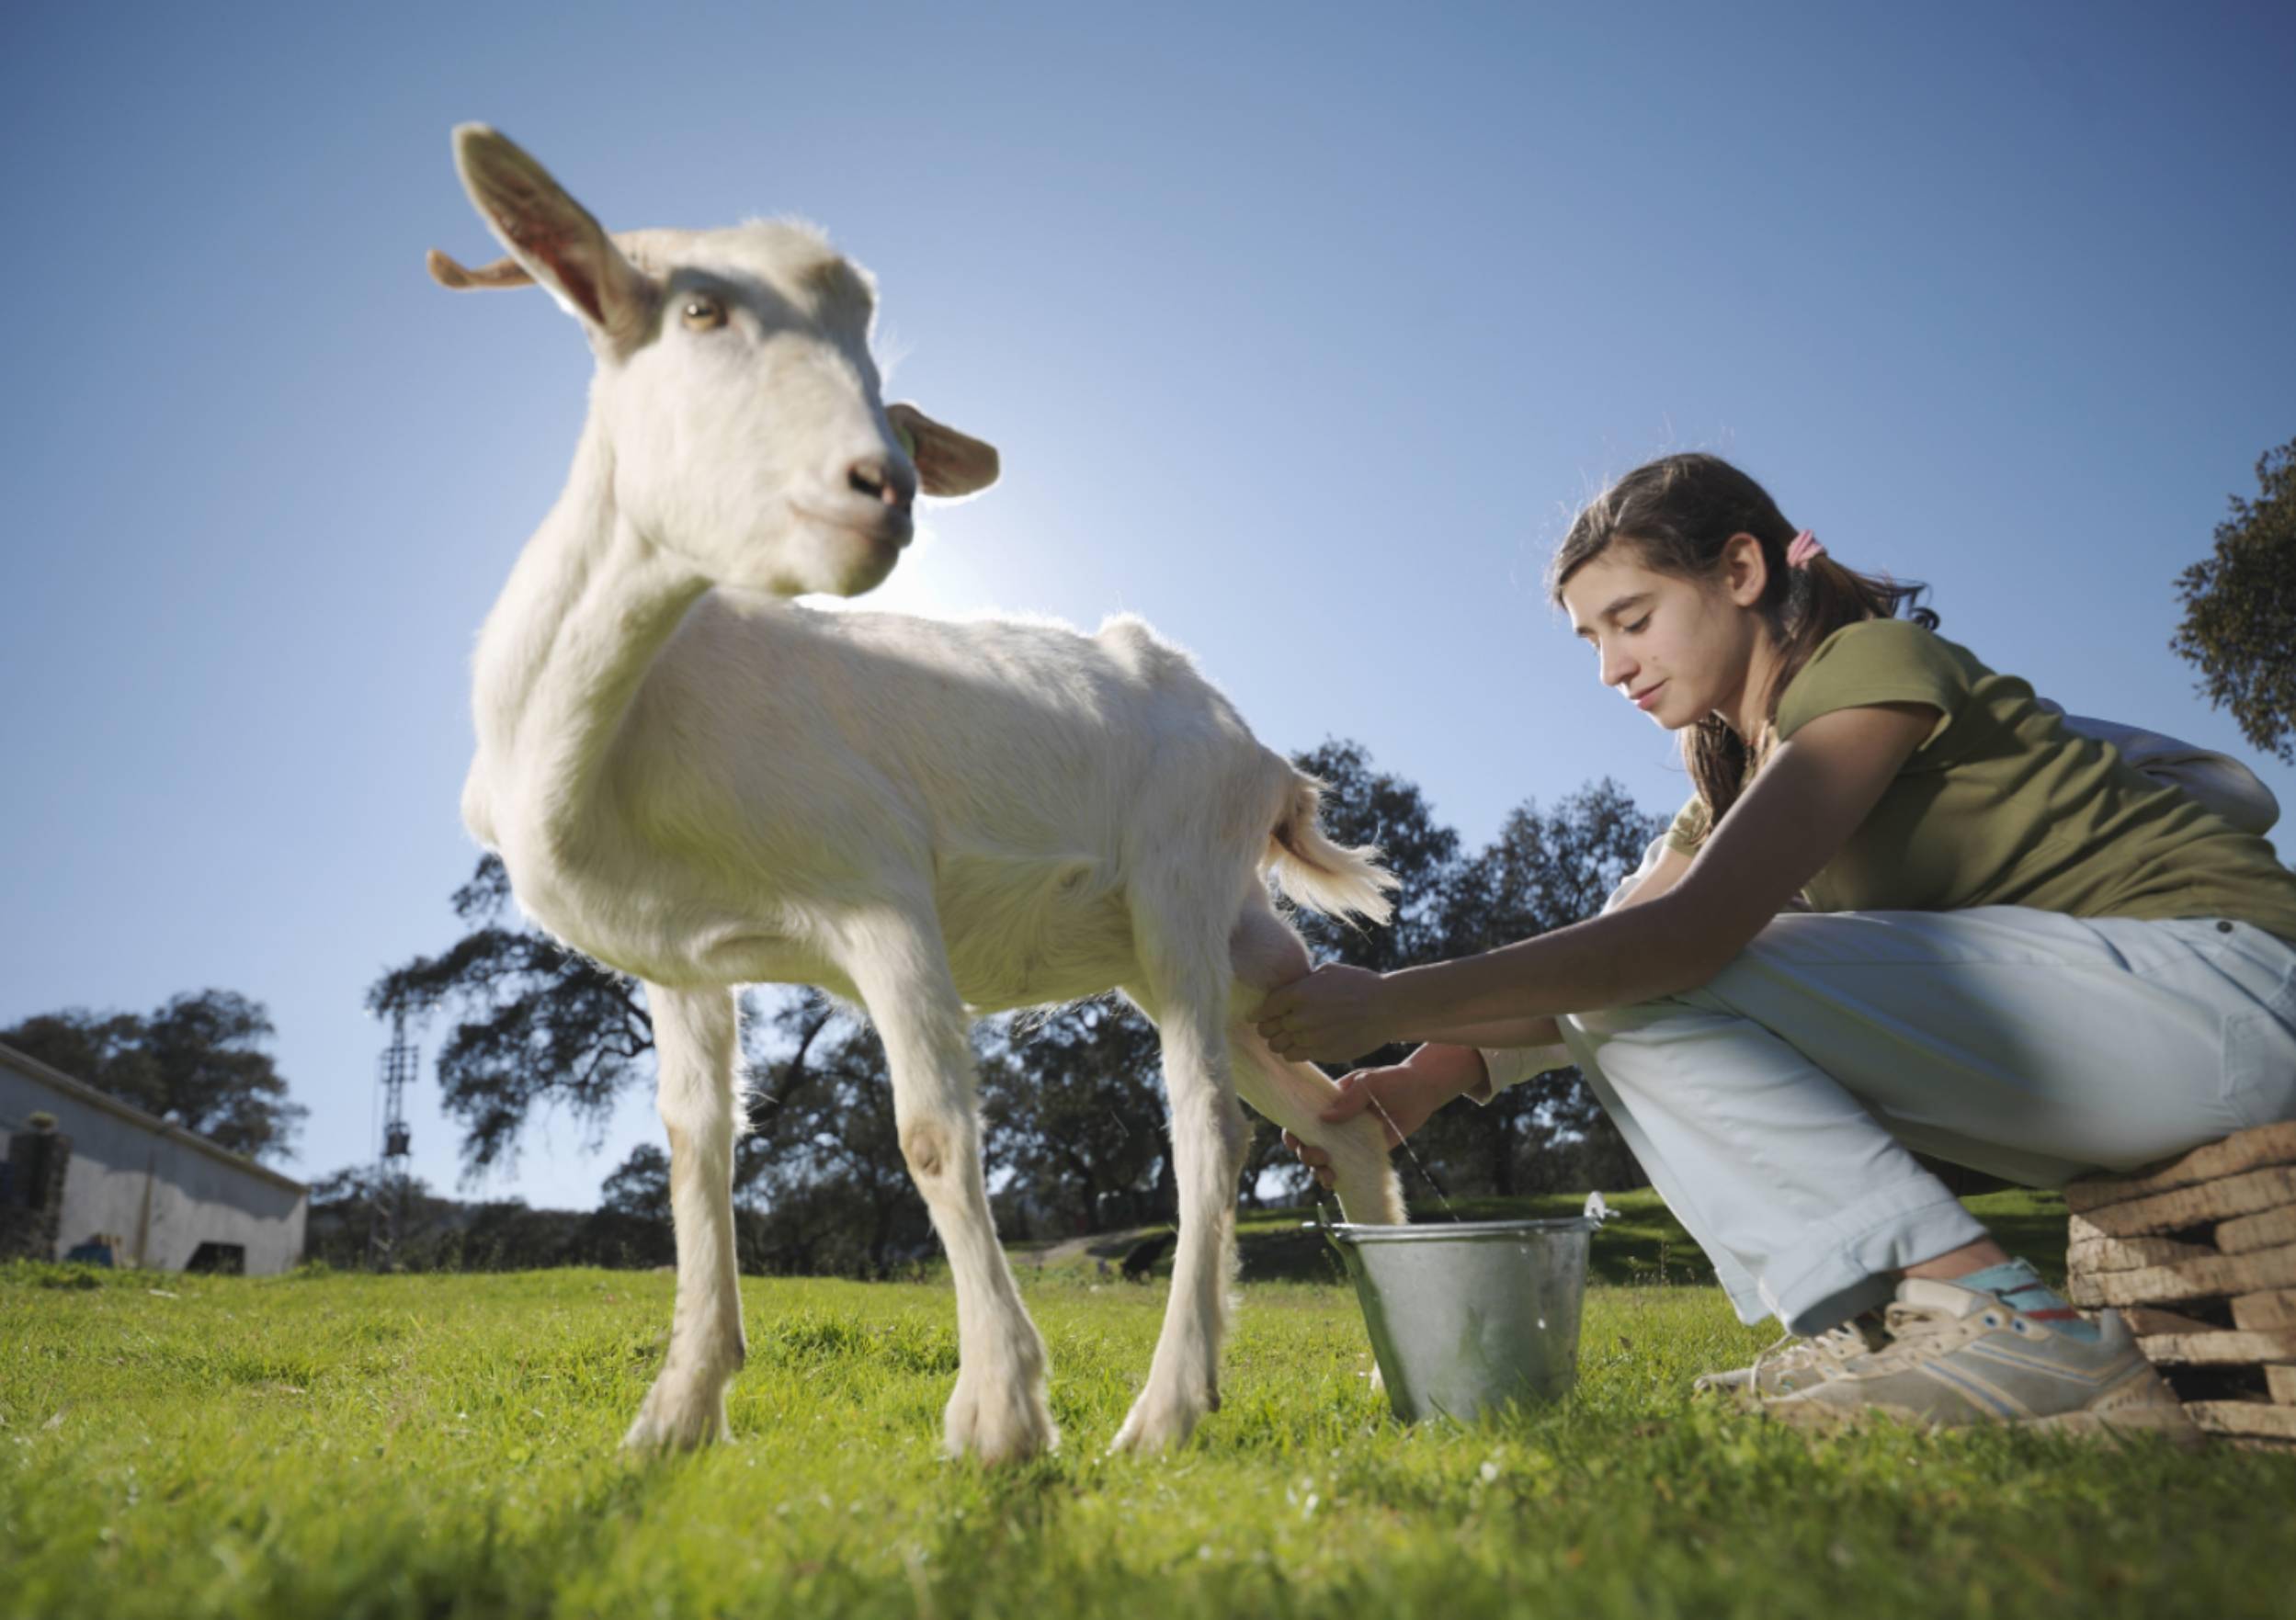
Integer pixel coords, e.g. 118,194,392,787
1282,1045,1485,1187
1254,962,1394,1063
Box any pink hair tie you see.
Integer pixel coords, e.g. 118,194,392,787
1786,530,1825,570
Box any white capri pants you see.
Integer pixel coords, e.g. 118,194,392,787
1556,907,2296,1335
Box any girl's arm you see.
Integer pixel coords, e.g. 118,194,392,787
1432,841,1700,1051
1256,702,1938,1061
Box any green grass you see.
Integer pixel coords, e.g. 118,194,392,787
3,1195,2286,1620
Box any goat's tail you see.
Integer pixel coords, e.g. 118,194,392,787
1266,772,1397,925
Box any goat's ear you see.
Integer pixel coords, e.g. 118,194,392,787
449,124,655,351
888,403,1000,499
426,248,533,289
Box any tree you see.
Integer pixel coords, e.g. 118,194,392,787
2,990,306,1163
2173,436,2296,763
1256,749,1661,1205
302,1163,460,1267
982,998,1170,1233
1287,738,1463,974
733,995,940,1276
369,865,947,1268
598,1143,671,1223
1251,739,1470,1204
1421,776,1662,1197
303,1161,688,1272
368,855,656,1177
1,1008,158,1106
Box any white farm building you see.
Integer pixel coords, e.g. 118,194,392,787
0,1039,308,1274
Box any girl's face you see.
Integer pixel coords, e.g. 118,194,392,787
1561,538,1772,732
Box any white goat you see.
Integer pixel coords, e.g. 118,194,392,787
431,125,1405,1461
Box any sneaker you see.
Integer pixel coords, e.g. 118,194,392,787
1756,1276,2201,1444
1693,1312,1891,1400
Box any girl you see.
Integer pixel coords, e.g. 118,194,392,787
1258,452,2296,1436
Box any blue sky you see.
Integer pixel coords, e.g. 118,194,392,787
4,2,2291,1213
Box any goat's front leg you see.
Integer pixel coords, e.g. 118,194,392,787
625,983,746,1453
839,906,1057,1465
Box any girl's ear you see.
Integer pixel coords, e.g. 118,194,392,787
1722,532,1771,606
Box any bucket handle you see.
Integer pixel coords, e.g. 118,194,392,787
1309,1201,1365,1283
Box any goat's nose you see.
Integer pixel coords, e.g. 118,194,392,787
847,457,916,512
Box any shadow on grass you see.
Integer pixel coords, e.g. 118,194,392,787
1218,1186,2072,1289
1960,1188,2073,1286
1228,1191,1716,1287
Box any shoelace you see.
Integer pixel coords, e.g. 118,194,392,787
1744,1331,1797,1396
1747,1318,1880,1394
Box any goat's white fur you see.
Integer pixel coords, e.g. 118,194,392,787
438,125,1404,1461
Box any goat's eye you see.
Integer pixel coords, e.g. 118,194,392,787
681,294,726,332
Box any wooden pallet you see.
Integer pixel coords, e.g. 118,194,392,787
2064,1122,2296,1452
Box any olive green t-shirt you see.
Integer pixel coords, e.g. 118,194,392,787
1663,618,2296,942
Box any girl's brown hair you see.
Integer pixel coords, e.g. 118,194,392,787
1548,453,1937,833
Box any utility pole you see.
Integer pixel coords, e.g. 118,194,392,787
368,1011,417,1270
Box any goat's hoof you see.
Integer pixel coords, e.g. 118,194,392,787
622,1376,729,1454
942,1369,1058,1466
1108,1380,1211,1456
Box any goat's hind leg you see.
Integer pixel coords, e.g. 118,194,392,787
1225,897,1405,1227
1110,886,1255,1456
625,983,748,1452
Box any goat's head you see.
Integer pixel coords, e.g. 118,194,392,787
431,124,998,598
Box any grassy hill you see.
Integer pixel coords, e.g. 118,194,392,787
6,1187,2283,1619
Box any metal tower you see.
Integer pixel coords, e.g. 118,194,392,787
368,1010,418,1269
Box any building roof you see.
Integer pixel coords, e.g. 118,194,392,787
0,1039,309,1195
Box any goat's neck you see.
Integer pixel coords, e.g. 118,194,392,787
472,413,712,839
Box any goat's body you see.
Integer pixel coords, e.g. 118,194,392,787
438,126,1402,1462
470,588,1306,1007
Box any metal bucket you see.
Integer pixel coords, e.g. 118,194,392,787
1314,1207,1598,1423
